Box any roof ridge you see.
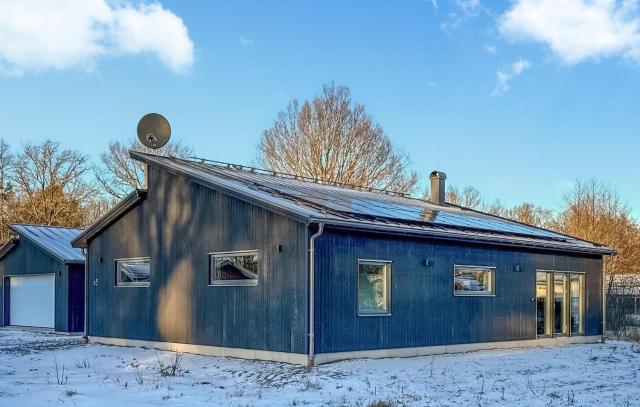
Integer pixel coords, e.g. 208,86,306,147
183,156,414,198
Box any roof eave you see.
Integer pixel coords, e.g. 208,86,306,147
72,189,148,248
0,237,18,261
63,259,86,264
312,217,616,256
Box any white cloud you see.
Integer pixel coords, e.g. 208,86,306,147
455,0,480,15
239,36,255,47
484,44,497,54
0,0,194,76
429,0,438,10
499,0,640,65
440,0,483,35
492,58,530,96
427,81,437,87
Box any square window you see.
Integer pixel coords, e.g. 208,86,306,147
116,258,150,287
358,261,391,315
209,251,259,286
454,265,495,296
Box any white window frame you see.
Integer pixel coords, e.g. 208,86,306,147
115,257,151,287
453,265,496,296
209,250,259,287
357,259,392,317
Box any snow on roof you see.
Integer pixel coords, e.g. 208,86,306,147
9,224,85,262
130,151,615,256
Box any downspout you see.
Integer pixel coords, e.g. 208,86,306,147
308,222,324,367
82,248,89,343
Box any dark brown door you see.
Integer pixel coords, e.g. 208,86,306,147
67,265,85,332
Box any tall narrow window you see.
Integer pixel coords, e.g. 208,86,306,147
554,273,568,335
209,251,259,286
357,261,391,316
454,266,495,296
570,274,585,335
116,258,150,287
536,272,552,336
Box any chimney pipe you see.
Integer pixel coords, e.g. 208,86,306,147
430,171,446,205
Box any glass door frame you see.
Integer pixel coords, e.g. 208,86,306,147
536,270,586,339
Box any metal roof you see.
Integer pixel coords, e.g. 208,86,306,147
8,224,85,263
130,151,615,255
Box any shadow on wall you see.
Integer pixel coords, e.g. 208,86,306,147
153,170,195,344
157,260,192,342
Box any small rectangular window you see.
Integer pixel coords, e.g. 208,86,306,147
116,258,150,287
454,265,495,296
358,260,391,316
209,251,259,286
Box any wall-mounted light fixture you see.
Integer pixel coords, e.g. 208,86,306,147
514,265,521,272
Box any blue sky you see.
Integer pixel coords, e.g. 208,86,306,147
1,0,639,216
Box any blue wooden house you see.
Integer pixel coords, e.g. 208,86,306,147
71,151,614,365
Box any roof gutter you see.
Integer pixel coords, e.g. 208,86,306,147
307,222,324,367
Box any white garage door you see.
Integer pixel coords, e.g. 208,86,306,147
9,274,55,328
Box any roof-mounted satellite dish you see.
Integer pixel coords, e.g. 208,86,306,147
137,113,171,149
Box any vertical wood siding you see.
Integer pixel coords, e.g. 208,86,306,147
0,238,72,331
314,229,603,354
87,167,308,354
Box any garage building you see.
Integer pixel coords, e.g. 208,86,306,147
0,224,85,333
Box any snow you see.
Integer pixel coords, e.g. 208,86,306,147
0,329,639,406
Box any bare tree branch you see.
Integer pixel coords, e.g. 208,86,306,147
0,139,15,241
95,138,193,200
557,179,640,277
257,83,418,194
11,140,95,227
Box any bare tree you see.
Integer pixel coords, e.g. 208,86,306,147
502,203,556,229
556,179,640,291
445,185,483,209
257,83,418,194
429,185,556,230
82,195,117,225
12,140,94,227
95,138,193,199
0,139,15,241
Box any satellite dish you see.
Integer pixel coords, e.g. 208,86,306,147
137,113,171,149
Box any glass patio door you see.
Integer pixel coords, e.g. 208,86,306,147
536,271,585,338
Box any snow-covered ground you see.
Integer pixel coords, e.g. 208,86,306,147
0,330,639,406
